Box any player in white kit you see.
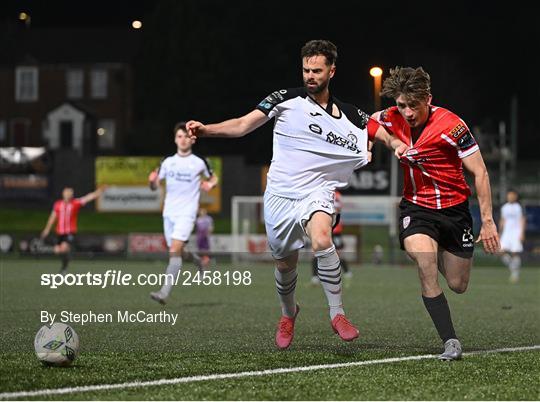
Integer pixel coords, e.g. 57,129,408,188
148,122,218,304
499,189,526,283
186,40,408,349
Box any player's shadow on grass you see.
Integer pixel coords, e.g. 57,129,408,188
179,302,223,308
299,341,439,357
40,363,82,369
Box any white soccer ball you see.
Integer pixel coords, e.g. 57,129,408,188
34,323,80,366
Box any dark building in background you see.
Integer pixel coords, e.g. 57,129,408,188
0,25,139,155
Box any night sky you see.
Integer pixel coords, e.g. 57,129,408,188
3,1,539,160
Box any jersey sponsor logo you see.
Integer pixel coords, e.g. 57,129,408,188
268,91,285,102
326,132,361,154
356,110,370,129
457,132,476,149
403,216,411,229
258,101,272,110
347,132,358,144
168,171,192,182
450,123,467,138
309,124,323,135
258,90,287,111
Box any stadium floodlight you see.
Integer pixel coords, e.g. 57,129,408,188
132,20,142,29
369,67,383,77
369,66,383,111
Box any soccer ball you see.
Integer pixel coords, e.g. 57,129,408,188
34,323,80,366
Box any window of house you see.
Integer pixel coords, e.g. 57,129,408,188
15,66,39,102
66,69,84,99
90,69,108,99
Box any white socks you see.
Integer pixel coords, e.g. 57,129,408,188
160,256,182,297
315,245,344,319
275,268,297,318
509,255,521,278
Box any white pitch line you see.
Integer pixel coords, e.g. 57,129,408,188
1,345,539,399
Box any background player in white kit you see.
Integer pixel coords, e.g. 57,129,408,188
499,189,526,283
148,122,218,304
186,40,408,349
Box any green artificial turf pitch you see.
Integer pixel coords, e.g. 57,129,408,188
0,258,538,400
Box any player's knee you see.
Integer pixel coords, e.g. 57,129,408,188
169,247,183,256
448,280,468,294
56,244,68,254
311,233,332,252
416,257,438,274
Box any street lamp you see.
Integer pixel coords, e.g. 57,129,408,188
18,11,31,27
369,66,383,112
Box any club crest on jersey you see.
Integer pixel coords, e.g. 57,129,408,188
403,216,411,229
347,132,358,144
405,148,418,156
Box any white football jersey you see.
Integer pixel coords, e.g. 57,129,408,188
158,153,212,218
257,88,378,198
501,202,524,236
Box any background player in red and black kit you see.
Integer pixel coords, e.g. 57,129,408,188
41,186,105,273
373,67,500,360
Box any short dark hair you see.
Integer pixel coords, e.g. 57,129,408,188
381,66,431,103
301,40,337,65
507,188,519,196
173,122,187,135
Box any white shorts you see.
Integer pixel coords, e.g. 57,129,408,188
163,215,196,246
500,231,523,253
264,190,336,259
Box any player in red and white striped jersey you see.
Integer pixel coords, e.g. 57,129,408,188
41,186,105,273
373,67,499,360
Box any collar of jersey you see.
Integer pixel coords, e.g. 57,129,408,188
176,151,192,158
306,93,342,120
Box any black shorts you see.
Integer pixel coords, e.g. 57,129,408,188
398,198,474,258
57,234,76,245
332,234,344,250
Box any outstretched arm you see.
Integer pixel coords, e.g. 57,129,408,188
79,186,106,204
41,210,57,239
186,110,269,140
462,151,500,254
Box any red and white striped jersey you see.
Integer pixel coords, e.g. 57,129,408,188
53,199,85,235
378,105,479,209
